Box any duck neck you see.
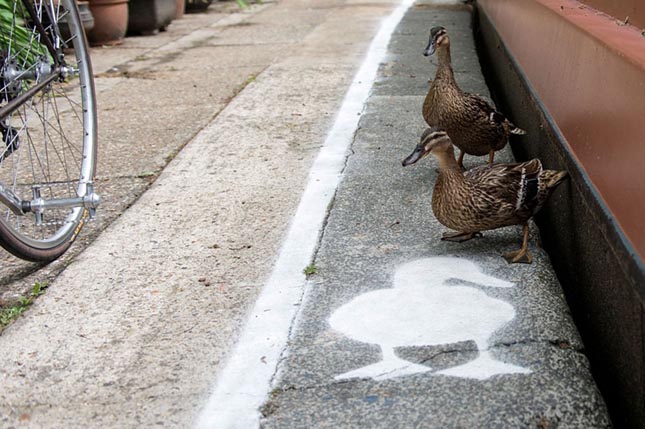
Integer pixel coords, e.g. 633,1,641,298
434,147,463,178
435,46,456,84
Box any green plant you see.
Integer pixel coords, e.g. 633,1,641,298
136,170,157,178
303,264,317,276
0,281,48,328
0,0,49,66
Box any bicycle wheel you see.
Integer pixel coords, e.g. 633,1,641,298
0,0,98,262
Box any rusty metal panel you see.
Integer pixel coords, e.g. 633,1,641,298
478,0,645,262
578,0,644,29
475,1,645,427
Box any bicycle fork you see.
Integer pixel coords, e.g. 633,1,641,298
0,181,100,224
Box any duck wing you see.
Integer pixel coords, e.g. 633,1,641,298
462,93,502,125
462,93,525,135
466,159,543,215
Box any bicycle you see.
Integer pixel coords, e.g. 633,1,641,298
0,0,99,262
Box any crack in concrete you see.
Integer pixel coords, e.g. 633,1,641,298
412,338,585,366
265,338,587,408
265,76,370,405
267,124,363,392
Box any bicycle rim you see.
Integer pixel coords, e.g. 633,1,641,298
0,0,97,262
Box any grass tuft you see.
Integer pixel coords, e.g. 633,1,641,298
303,264,317,277
0,281,49,329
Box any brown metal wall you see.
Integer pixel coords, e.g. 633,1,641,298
478,0,645,262
475,0,645,427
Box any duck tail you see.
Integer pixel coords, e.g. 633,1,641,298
509,125,526,135
544,170,568,188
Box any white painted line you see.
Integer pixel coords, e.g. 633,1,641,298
194,1,414,427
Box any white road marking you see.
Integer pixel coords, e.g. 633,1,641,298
194,1,413,427
330,257,531,381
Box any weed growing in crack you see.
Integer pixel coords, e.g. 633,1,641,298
0,282,49,329
303,264,317,277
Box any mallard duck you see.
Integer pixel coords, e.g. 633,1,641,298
402,128,567,264
422,26,526,169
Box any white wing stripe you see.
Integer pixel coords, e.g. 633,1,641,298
515,167,526,210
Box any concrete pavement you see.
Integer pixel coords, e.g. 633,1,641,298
0,0,610,427
257,4,609,427
0,1,400,426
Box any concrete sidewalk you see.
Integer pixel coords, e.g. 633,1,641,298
0,0,610,428
256,3,611,428
0,1,401,426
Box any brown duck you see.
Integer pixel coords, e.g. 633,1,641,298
402,128,567,264
422,26,526,169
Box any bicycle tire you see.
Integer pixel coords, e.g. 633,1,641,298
0,0,97,262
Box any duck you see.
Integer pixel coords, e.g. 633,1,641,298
422,26,526,169
402,128,567,264
329,256,530,381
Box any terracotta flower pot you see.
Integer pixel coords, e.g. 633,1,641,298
87,0,129,46
175,0,185,19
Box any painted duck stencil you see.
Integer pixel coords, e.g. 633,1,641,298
329,257,530,381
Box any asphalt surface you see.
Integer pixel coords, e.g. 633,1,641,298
0,0,610,428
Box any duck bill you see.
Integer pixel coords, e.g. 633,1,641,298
423,39,436,57
402,148,424,166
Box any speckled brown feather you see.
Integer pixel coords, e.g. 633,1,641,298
430,144,567,234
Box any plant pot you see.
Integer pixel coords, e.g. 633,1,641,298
87,0,129,46
175,0,185,19
127,0,175,34
185,0,212,13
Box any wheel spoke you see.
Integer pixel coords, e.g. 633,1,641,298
0,0,97,261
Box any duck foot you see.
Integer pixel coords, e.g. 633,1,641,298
441,231,482,243
504,223,532,264
436,350,531,380
503,248,532,264
335,356,432,381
